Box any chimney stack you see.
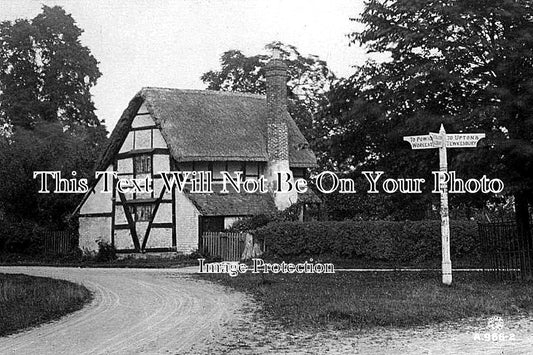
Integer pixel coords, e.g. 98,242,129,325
265,46,297,210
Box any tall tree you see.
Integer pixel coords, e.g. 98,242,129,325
201,42,336,165
0,6,107,227
326,1,533,226
0,121,107,225
0,5,101,128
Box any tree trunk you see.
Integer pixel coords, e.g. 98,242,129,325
514,193,532,279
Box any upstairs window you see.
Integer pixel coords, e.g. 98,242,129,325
134,154,151,175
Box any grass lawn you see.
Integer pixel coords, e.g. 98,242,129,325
0,273,92,336
199,270,533,330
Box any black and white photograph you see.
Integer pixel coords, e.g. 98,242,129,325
1,0,533,354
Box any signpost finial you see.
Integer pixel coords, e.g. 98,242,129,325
439,124,446,134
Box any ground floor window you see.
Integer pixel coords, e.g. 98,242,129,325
129,204,154,222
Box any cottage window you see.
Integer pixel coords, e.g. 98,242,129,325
134,154,152,174
128,204,153,222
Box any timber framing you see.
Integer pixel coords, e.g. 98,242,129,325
130,125,157,131
75,87,319,256
141,187,167,251
78,212,112,218
118,191,141,252
115,198,172,205
116,148,169,159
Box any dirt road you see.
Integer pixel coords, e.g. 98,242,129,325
2,267,532,354
0,266,249,355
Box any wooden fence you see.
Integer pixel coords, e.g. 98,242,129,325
201,232,245,261
478,222,533,280
43,231,73,254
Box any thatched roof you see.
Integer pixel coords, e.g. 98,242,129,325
186,184,321,216
96,87,317,172
186,191,277,216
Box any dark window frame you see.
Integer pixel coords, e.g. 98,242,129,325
133,154,152,175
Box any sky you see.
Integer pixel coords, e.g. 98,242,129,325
1,0,370,132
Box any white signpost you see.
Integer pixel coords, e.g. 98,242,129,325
403,124,485,285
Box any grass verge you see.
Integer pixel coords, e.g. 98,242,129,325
199,270,533,330
0,253,199,268
0,273,92,336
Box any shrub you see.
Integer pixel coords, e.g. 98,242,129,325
254,220,479,263
95,241,116,262
229,214,273,232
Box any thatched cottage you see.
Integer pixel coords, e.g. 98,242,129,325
75,52,319,254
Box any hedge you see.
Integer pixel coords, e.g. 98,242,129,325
0,220,44,255
254,220,479,263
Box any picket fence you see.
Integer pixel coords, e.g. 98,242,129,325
43,231,73,254
201,232,245,261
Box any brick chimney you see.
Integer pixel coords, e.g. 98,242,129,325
265,47,297,210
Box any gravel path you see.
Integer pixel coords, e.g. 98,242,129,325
0,266,250,355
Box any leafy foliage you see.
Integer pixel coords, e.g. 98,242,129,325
0,5,101,128
255,220,479,263
228,202,305,232
0,6,106,229
201,42,336,163
320,0,533,220
0,121,107,226
0,219,43,255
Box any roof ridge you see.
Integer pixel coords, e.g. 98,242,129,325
140,87,265,100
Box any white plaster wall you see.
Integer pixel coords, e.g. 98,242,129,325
117,158,133,173
153,178,171,197
153,154,170,173
115,229,134,250
137,102,150,114
154,203,172,223
266,159,298,210
117,173,134,200
79,216,111,253
119,132,134,153
135,130,151,149
153,129,166,148
115,205,127,225
175,192,200,253
146,228,172,249
136,222,148,240
132,114,155,128
80,166,113,214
